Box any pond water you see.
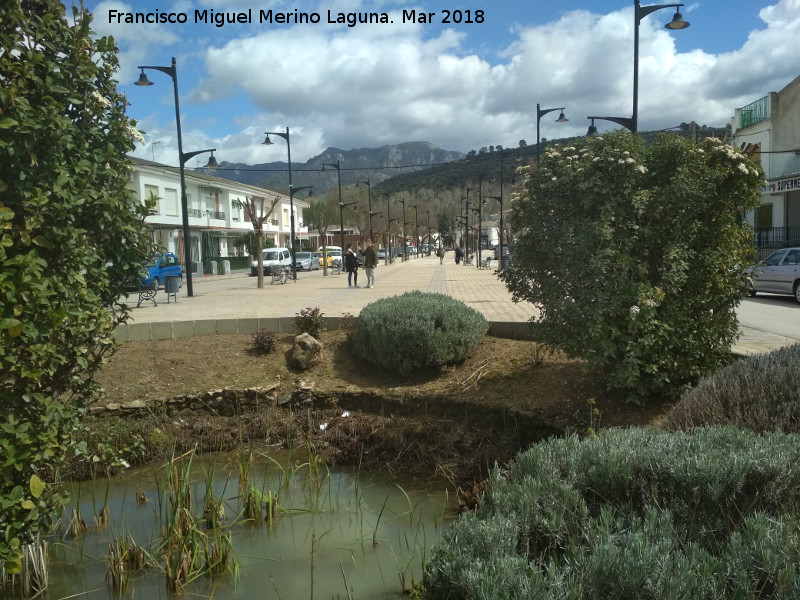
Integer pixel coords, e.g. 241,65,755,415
44,450,455,599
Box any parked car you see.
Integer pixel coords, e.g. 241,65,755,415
314,250,334,268
392,247,403,258
494,245,510,260
294,251,320,271
140,252,182,290
250,247,292,276
377,248,387,260
746,247,800,303
327,250,343,267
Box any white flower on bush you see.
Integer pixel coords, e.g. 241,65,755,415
637,165,648,174
630,306,641,317
737,163,750,175
91,90,111,107
126,123,145,144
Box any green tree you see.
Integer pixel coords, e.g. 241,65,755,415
501,132,762,401
305,198,338,275
241,195,281,288
0,0,154,575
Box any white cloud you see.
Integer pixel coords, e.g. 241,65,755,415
125,0,800,164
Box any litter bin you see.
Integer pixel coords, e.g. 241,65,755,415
164,275,181,303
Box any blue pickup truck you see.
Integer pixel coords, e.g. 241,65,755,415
140,252,183,290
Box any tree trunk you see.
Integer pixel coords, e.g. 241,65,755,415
256,230,264,288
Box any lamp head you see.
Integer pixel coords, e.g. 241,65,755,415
586,119,599,137
204,154,219,169
665,10,690,30
135,69,153,86
556,111,569,123
262,134,274,146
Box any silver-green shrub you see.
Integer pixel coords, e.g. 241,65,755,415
351,291,488,374
663,342,800,433
424,427,800,599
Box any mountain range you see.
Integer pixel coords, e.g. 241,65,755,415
211,141,464,195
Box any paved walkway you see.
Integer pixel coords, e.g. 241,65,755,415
115,253,794,356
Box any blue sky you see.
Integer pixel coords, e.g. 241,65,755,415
84,0,800,165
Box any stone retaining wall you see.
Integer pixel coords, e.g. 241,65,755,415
87,384,280,418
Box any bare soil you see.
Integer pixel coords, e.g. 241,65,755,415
90,331,676,493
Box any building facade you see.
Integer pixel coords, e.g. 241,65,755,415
130,157,309,263
731,74,800,255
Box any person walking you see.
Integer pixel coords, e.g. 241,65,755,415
363,238,378,288
455,246,462,265
344,243,359,287
438,246,445,265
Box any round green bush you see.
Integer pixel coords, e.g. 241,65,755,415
662,342,800,433
351,291,488,374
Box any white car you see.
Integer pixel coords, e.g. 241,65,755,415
250,247,292,276
747,247,800,304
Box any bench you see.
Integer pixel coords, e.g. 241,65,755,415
126,281,158,307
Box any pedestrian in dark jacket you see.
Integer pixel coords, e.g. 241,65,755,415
363,238,378,288
344,243,359,287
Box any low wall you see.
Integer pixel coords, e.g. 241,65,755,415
113,316,535,343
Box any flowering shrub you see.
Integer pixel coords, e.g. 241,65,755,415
501,132,763,401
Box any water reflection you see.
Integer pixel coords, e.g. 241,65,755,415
47,450,455,599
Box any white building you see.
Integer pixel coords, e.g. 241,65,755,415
731,74,800,254
130,157,310,263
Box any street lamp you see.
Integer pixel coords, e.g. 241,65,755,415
395,198,406,261
536,104,569,163
494,149,517,271
338,201,357,252
408,204,419,259
588,2,688,135
422,210,431,254
633,0,689,133
387,217,399,264
322,160,345,248
288,185,314,280
262,127,303,277
356,178,373,241
135,57,219,297
462,188,473,263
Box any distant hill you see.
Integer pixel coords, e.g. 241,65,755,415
209,142,464,195
374,123,732,194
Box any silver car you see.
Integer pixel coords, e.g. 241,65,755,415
747,247,800,304
294,251,320,271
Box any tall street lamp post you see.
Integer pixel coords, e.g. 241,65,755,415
388,218,399,264
338,201,357,252
263,127,301,279
588,2,688,135
135,57,219,297
385,197,392,266
408,204,419,259
322,160,345,247
395,198,406,261
288,185,313,280
356,178,373,241
536,104,569,163
462,188,473,263
422,210,431,254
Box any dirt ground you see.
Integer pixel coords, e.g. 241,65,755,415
90,331,676,492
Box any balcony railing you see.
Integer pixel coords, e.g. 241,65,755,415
737,96,770,130
187,209,225,220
